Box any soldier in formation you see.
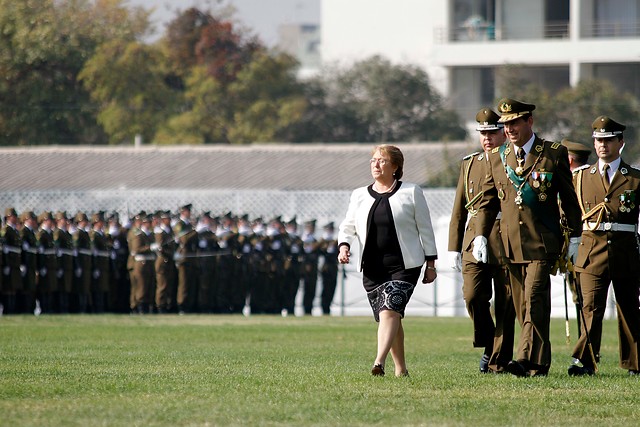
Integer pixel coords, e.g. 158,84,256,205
0,206,341,316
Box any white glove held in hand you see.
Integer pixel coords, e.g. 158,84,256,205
472,236,488,263
568,237,580,263
451,252,462,272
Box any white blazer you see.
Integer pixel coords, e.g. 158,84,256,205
338,182,437,271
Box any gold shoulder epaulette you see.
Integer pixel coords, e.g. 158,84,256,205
463,151,481,160
550,142,560,149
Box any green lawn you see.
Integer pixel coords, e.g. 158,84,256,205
1,314,638,426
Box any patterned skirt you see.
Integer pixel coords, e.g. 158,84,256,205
366,280,416,322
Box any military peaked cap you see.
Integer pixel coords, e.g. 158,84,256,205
592,115,626,138
561,139,592,155
38,211,54,223
497,98,536,123
475,108,503,131
5,207,17,217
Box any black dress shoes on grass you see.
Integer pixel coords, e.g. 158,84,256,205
568,365,595,376
505,360,528,378
371,364,385,376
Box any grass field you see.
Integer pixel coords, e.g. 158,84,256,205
1,314,639,427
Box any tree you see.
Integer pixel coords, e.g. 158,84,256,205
156,52,306,144
79,40,180,144
0,0,150,145
291,56,467,143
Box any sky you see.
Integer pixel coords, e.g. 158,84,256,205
127,0,320,45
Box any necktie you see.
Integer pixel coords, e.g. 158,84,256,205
602,163,610,191
515,147,525,175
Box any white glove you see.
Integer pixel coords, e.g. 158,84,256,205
20,265,27,276
3,266,9,275
75,267,82,278
568,237,580,263
199,239,207,249
451,252,462,272
472,236,488,263
39,267,47,277
150,243,160,251
57,268,64,278
93,268,100,279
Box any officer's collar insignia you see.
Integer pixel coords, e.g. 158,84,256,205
590,166,597,174
491,147,499,153
535,144,543,152
478,154,484,161
621,167,628,175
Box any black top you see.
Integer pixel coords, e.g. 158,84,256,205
361,182,404,289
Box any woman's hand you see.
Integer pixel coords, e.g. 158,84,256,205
338,245,350,264
422,263,437,284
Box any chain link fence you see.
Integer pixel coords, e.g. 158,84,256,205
0,188,614,318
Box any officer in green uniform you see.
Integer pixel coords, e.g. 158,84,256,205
154,210,176,313
196,212,218,313
319,222,339,315
20,211,38,313
107,212,130,313
36,211,58,313
130,213,156,314
474,98,582,377
449,108,515,373
281,217,303,316
568,116,640,376
73,212,93,313
174,204,198,314
301,219,320,315
90,212,111,313
54,211,74,314
1,208,22,313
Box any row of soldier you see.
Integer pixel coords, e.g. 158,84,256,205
0,204,339,316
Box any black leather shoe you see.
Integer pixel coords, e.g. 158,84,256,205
479,353,490,373
568,365,595,376
505,360,528,378
371,364,385,376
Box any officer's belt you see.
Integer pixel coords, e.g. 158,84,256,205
2,245,22,254
56,249,76,256
584,222,637,233
77,249,93,256
40,248,57,256
134,254,156,262
94,250,111,258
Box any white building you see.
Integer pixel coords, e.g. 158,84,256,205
321,0,640,124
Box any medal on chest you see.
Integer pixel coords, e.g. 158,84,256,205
619,190,636,213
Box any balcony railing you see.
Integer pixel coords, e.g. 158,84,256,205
582,21,640,38
436,20,640,43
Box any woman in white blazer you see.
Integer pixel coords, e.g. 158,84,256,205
338,145,438,377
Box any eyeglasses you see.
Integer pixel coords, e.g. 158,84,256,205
369,158,389,166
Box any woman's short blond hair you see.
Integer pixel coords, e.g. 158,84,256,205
372,144,404,179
